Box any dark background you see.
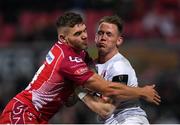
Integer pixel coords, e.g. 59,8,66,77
0,0,180,123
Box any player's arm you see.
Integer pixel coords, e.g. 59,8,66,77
60,55,160,105
78,91,115,119
83,94,115,119
84,73,161,105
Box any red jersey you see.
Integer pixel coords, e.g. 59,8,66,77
11,41,94,121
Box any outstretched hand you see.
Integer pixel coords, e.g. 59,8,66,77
141,84,161,105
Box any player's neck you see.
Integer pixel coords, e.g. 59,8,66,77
98,49,118,64
66,42,82,54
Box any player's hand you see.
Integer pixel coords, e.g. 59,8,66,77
95,101,116,119
82,93,116,119
98,95,113,103
141,84,161,105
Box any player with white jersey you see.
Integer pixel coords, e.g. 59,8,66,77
0,12,160,124
77,15,155,124
96,53,149,124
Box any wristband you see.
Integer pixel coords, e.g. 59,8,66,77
75,87,87,100
77,91,87,100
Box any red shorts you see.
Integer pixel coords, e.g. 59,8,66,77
0,98,47,124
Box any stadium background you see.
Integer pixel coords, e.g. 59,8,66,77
0,0,179,123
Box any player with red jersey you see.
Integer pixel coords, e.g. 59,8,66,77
0,12,160,124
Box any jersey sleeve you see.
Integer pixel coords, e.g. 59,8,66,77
112,61,130,76
112,61,138,87
60,56,94,86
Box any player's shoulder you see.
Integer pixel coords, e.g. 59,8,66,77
112,53,129,65
44,41,64,65
113,60,130,71
49,41,65,57
52,41,78,57
112,53,133,71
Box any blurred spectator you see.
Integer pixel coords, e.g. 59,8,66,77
142,0,179,43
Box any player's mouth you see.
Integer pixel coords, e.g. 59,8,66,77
83,42,88,46
97,43,106,48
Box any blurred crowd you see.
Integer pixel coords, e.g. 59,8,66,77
0,0,180,124
0,0,179,46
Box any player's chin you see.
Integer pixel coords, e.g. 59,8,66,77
97,47,106,53
81,44,88,50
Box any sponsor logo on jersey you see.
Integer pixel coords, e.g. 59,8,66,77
74,67,88,75
46,51,55,64
69,56,83,63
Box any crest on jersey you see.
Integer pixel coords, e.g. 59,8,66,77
46,51,55,64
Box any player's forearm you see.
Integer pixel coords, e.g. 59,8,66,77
81,94,97,110
84,74,109,93
82,94,115,118
85,74,160,105
106,83,160,104
85,74,140,99
75,85,116,118
103,82,143,101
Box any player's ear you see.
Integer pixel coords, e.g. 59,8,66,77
116,36,123,47
95,33,98,43
58,34,66,42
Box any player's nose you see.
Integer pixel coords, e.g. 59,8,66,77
82,32,88,40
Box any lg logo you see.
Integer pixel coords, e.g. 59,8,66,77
69,56,83,63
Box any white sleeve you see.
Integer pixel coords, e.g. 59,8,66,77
112,61,138,87
112,61,130,75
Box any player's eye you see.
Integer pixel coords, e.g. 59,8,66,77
106,32,112,37
74,31,82,36
97,31,103,35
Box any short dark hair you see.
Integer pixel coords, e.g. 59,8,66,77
56,12,83,29
98,15,123,34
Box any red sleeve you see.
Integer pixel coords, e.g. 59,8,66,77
60,55,94,86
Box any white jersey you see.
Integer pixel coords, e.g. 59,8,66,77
96,53,138,87
96,53,148,124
